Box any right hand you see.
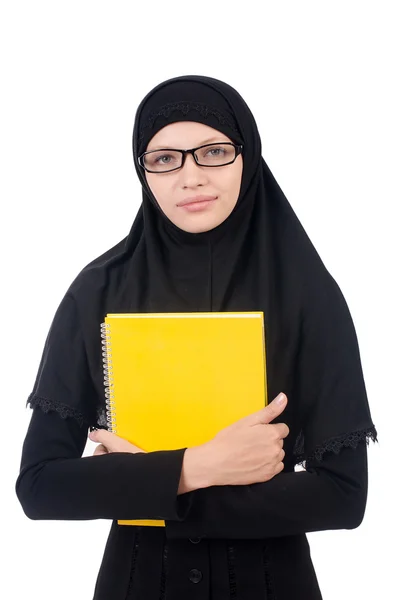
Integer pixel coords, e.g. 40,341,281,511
202,393,289,487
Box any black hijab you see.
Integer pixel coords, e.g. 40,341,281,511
27,75,377,467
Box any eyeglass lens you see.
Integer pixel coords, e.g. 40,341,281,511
142,144,237,172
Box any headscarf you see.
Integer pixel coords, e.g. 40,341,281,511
27,75,377,467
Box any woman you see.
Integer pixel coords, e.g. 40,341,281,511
16,75,377,600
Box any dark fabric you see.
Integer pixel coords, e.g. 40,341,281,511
136,83,244,156
16,408,192,522
16,406,369,599
27,74,377,464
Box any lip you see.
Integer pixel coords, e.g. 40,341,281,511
177,195,217,207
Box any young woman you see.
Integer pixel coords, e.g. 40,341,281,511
16,74,377,600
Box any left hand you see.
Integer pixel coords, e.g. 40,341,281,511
89,429,147,456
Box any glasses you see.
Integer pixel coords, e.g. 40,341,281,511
138,142,243,173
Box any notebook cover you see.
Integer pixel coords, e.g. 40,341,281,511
102,312,267,526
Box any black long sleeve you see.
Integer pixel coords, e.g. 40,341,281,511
16,406,368,543
165,439,368,539
16,407,193,522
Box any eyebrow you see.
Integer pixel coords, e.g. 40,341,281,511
147,136,228,151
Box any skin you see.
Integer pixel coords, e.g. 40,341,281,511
143,121,243,233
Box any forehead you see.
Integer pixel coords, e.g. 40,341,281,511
146,121,233,150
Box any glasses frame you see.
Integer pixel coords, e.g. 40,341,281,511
138,142,243,173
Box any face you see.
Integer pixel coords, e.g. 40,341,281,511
144,121,243,233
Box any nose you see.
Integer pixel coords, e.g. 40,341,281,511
179,153,208,188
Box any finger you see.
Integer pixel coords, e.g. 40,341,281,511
89,428,114,444
249,393,288,426
261,393,288,424
272,422,290,439
93,444,108,456
274,461,285,475
89,429,146,454
89,429,124,452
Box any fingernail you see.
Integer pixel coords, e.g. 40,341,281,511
276,393,286,405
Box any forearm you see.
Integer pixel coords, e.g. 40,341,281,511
168,443,368,539
17,449,193,521
16,408,194,522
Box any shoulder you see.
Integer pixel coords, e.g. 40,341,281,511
66,235,130,301
46,234,133,335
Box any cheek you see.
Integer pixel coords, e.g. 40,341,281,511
217,166,242,199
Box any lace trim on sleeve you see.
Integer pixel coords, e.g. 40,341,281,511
26,393,87,427
293,425,378,467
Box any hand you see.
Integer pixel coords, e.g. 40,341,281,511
88,429,147,456
200,392,289,487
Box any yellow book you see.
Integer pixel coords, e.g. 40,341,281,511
101,312,268,526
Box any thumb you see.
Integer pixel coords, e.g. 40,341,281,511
252,393,288,425
89,429,119,451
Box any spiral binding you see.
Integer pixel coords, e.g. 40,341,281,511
100,322,117,433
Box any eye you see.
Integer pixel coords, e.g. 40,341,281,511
155,154,173,164
144,150,181,169
205,147,226,157
195,144,234,165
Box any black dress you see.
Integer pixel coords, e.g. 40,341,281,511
16,406,368,599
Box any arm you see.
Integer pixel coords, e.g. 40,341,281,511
16,407,194,522
167,441,368,539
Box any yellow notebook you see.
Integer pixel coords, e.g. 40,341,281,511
101,312,268,527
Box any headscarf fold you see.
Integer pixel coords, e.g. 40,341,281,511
27,75,377,466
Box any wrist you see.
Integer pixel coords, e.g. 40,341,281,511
178,444,212,494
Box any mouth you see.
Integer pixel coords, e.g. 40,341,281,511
177,195,218,207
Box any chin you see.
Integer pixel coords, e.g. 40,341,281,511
178,217,223,234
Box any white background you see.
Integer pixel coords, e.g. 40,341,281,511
1,1,395,598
